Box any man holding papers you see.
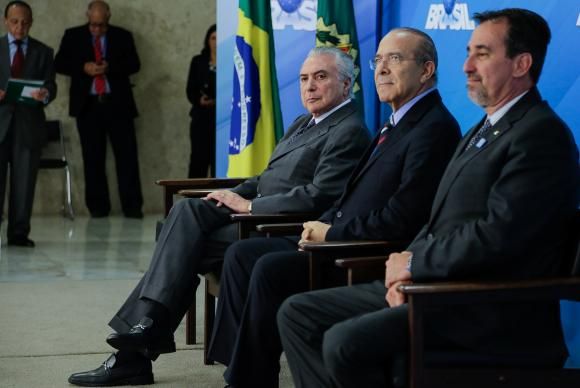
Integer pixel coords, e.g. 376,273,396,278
0,1,57,247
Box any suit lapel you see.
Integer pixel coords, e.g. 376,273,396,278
268,102,356,163
0,36,11,80
428,88,543,223
351,90,443,184
21,38,38,78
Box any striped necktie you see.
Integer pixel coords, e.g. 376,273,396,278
465,119,492,151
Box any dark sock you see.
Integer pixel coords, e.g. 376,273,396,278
141,298,171,332
115,350,146,365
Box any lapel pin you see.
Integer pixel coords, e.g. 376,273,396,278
493,130,500,135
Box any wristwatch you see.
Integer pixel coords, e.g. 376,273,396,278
247,201,252,214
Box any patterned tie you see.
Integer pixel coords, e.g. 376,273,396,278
11,40,24,78
464,119,492,151
93,37,106,95
288,118,315,143
377,122,393,145
371,116,394,157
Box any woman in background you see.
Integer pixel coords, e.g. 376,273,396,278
186,24,216,177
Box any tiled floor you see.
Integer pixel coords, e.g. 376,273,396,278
0,215,157,282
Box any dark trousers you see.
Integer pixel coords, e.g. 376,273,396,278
76,99,143,216
277,281,407,388
109,198,236,333
208,237,306,388
188,111,215,178
0,122,41,239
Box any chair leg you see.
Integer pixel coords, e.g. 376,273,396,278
64,166,74,220
185,302,197,345
204,279,216,365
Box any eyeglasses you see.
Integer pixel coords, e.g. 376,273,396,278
370,54,417,70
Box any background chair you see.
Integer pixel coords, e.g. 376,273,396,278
38,120,74,219
335,210,580,388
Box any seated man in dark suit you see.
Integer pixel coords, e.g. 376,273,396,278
277,9,580,388
68,46,370,387
208,28,461,388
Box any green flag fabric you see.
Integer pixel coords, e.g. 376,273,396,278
316,0,364,117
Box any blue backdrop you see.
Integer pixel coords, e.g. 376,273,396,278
217,0,580,365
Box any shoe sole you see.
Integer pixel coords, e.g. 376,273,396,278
106,336,176,355
68,373,154,386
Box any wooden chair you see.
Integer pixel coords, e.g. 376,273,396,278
334,210,580,388
156,178,315,364
256,223,410,290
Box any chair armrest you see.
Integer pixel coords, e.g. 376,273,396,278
303,240,410,290
300,240,408,255
156,178,247,216
256,223,304,237
398,277,580,305
155,178,247,189
333,256,387,286
335,255,387,269
178,189,218,198
229,213,316,239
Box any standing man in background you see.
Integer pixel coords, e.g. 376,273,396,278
0,0,57,247
54,0,143,218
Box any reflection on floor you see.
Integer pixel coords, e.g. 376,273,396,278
0,216,156,282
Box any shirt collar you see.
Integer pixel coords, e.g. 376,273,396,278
391,87,436,126
8,33,28,46
312,98,352,124
486,90,529,126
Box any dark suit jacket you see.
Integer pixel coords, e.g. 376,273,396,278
0,36,57,148
409,88,580,357
231,101,370,215
54,24,140,118
319,90,461,241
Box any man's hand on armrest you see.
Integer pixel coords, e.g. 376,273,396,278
205,190,251,214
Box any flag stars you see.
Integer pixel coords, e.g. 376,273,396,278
245,96,252,104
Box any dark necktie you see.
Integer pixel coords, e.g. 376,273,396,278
11,40,24,78
93,37,106,95
465,119,492,151
371,119,394,157
288,118,315,143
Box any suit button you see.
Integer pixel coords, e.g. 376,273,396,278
257,194,262,198
427,233,434,240
336,211,343,218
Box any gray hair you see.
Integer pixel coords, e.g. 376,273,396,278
306,46,355,99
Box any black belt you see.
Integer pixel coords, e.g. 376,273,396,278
89,94,112,103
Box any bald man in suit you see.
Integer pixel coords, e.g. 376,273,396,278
0,1,57,247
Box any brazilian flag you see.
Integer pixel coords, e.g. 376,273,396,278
227,0,283,177
316,0,364,117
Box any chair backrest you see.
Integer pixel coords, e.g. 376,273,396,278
562,209,580,276
39,120,68,168
45,120,61,142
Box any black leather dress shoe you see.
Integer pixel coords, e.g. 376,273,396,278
7,237,35,247
68,353,153,386
106,317,175,356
